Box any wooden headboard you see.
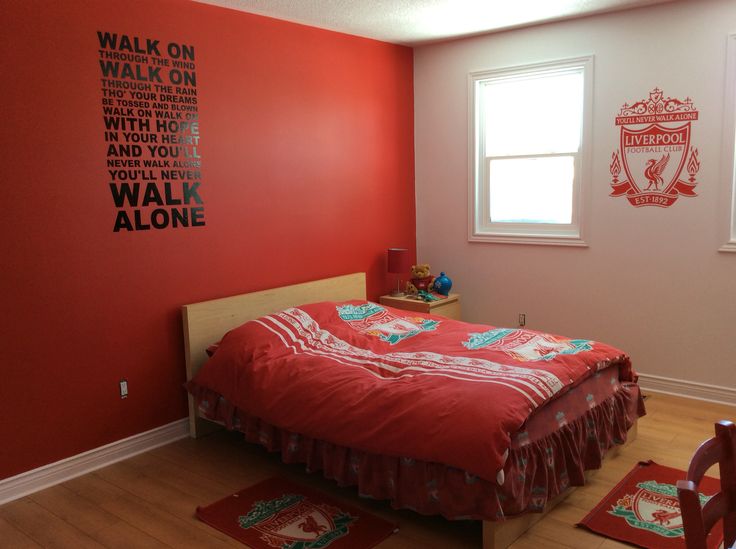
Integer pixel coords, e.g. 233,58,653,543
182,272,366,437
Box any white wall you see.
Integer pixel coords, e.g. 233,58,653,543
414,0,736,400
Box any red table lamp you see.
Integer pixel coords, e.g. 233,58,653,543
387,248,410,297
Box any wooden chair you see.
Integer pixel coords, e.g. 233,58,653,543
676,420,736,549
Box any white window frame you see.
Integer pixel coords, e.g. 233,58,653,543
468,56,593,246
720,34,736,253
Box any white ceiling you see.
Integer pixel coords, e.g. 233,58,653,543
192,0,679,45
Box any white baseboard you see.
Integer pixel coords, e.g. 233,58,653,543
638,373,736,407
0,418,188,505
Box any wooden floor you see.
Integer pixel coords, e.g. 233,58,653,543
1,393,733,548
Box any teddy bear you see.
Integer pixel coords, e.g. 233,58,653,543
405,263,435,295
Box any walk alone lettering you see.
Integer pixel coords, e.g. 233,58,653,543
109,182,205,232
113,208,205,232
109,181,202,207
99,30,204,232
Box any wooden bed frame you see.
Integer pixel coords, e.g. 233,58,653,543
181,272,636,549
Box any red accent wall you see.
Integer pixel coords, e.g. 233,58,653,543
0,0,415,479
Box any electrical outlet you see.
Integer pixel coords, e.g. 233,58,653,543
518,313,526,327
119,379,128,399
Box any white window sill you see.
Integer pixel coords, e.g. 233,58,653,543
469,232,588,247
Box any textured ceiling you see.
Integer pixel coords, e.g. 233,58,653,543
192,0,679,45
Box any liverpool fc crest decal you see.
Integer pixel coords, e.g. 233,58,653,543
610,88,700,208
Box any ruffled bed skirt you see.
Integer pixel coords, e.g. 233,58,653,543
188,381,644,522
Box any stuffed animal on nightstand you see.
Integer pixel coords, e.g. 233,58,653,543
405,263,435,295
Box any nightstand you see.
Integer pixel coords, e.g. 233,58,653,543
379,293,461,320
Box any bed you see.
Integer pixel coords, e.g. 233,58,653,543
183,272,644,548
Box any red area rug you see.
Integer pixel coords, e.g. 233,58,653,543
197,477,398,548
577,460,723,548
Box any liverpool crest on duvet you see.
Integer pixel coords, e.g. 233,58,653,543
609,88,700,208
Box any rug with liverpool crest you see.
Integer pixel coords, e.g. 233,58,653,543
196,477,398,548
577,460,723,548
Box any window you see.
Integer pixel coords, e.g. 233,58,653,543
721,34,736,253
469,56,593,245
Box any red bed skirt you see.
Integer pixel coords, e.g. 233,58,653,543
189,376,645,522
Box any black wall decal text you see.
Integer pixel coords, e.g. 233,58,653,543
98,31,205,232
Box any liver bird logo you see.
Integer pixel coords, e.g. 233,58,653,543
298,515,327,536
650,508,681,525
644,153,670,190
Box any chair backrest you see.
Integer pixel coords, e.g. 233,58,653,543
676,420,736,549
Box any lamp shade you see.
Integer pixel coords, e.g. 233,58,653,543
387,248,410,274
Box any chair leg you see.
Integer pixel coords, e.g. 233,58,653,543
724,509,736,549
677,481,709,549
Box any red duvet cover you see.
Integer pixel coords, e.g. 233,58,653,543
188,301,634,484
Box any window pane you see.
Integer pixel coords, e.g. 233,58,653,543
489,156,574,224
484,69,583,157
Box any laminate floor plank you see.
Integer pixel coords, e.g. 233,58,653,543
30,484,123,535
0,498,104,548
92,462,243,547
123,451,239,506
63,473,235,548
0,514,42,548
523,516,605,549
30,482,169,548
101,482,235,547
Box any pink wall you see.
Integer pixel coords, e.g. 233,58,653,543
0,0,415,479
413,0,736,399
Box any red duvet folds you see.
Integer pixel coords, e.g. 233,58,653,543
188,301,633,484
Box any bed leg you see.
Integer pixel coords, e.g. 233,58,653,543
187,396,222,438
482,521,498,549
483,518,524,549
627,420,638,443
